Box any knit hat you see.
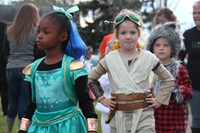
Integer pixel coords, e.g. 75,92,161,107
146,24,181,58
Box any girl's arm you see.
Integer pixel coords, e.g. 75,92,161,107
176,64,193,101
88,60,107,101
75,75,98,133
88,60,116,110
75,75,97,119
153,64,175,105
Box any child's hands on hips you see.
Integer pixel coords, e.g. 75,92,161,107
100,97,116,110
145,93,161,109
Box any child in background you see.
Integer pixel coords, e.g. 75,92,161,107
84,46,94,73
95,73,111,133
18,5,98,133
98,33,114,61
95,39,120,133
84,46,96,100
146,24,193,133
88,9,174,133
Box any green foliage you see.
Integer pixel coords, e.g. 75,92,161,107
0,0,158,53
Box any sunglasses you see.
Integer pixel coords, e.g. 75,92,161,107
114,15,141,27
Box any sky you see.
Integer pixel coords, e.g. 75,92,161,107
167,0,196,32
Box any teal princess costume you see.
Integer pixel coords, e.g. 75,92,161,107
19,5,98,133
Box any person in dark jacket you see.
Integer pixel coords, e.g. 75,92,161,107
182,1,200,133
0,20,8,116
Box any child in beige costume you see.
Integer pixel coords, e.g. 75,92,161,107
88,9,174,133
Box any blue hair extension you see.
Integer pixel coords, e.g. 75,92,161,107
64,19,87,60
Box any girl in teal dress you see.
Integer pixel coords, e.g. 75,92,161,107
18,5,98,133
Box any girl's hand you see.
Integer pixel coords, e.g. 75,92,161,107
145,93,161,109
100,97,116,110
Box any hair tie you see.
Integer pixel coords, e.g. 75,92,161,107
52,5,79,18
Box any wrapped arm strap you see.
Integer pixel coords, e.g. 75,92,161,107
88,80,104,101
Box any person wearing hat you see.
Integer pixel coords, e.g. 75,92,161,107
88,9,174,133
146,24,193,133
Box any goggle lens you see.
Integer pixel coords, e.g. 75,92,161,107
114,15,140,26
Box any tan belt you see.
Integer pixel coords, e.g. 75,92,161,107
105,91,150,124
116,101,148,111
112,91,150,111
112,93,146,101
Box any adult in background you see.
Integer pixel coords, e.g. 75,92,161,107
152,7,183,43
182,1,200,132
152,7,183,46
2,3,40,133
153,7,177,26
0,20,8,116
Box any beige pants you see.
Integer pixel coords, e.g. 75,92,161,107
110,126,155,133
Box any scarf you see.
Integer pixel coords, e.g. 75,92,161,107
153,59,183,104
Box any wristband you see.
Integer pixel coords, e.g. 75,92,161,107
19,118,31,131
87,118,98,132
97,96,105,102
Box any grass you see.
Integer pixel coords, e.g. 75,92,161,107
0,99,102,133
0,111,18,133
96,109,103,133
0,98,191,133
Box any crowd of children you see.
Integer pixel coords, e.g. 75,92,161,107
1,1,200,133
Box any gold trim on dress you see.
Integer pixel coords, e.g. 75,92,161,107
70,60,84,70
22,63,32,75
32,109,79,125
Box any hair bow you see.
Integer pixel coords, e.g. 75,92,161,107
52,5,79,18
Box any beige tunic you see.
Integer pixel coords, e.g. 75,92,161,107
88,49,174,132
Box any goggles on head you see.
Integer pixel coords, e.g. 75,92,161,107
114,15,141,27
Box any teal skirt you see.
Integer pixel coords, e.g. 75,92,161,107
28,110,87,133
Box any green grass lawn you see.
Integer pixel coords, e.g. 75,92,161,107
0,111,18,133
0,99,102,133
96,109,103,133
0,98,191,133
